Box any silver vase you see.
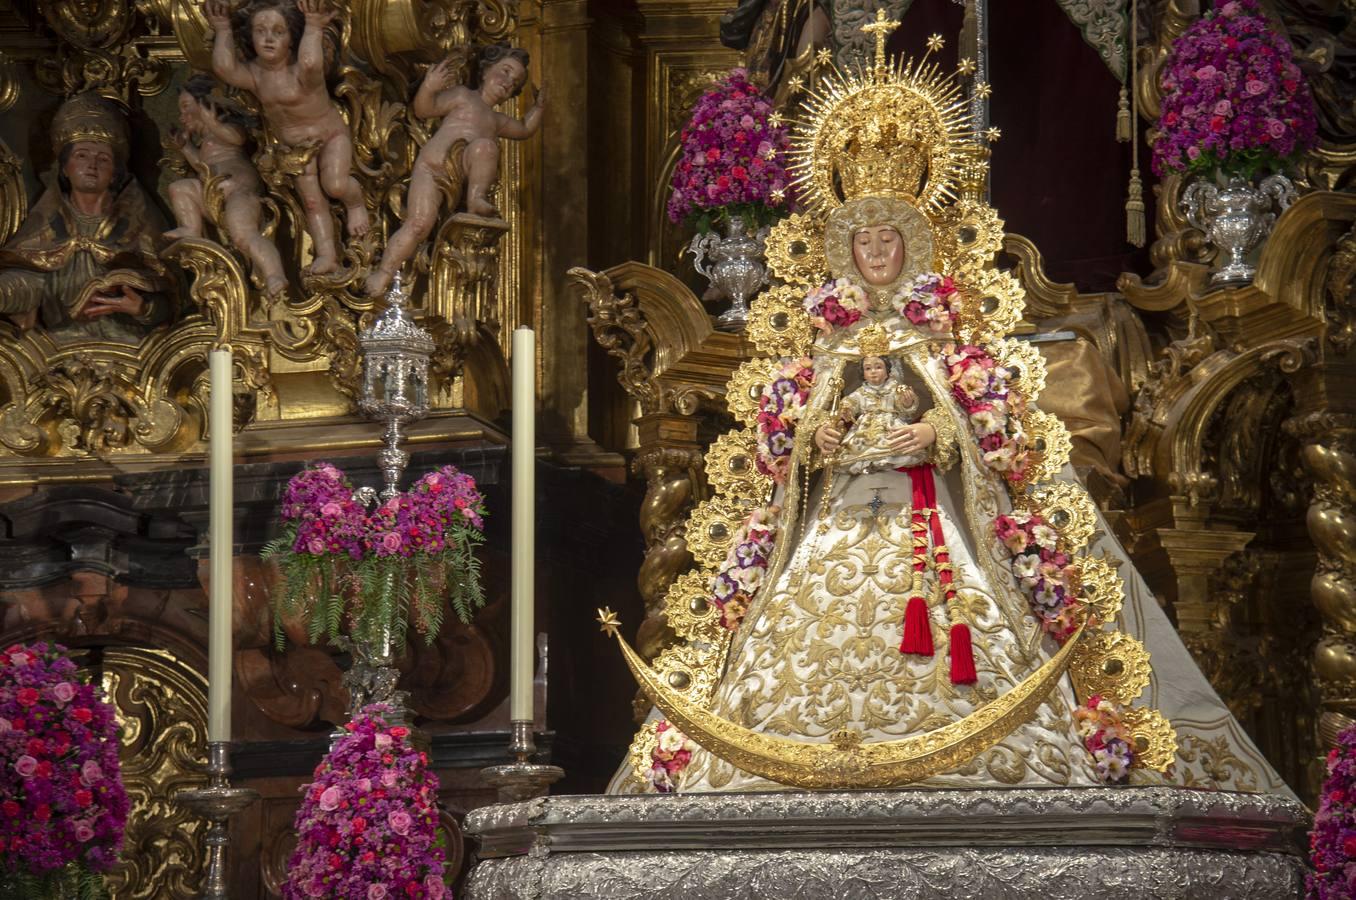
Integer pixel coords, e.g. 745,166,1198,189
1182,173,1296,286
690,213,770,332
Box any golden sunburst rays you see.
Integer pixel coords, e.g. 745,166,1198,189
787,50,979,217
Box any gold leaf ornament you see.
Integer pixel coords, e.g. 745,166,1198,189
747,286,815,358
726,357,784,428
764,212,828,286
1121,706,1178,772
1069,630,1152,706
686,496,749,570
1028,480,1097,553
1021,408,1073,484
705,429,772,504
1071,555,1125,625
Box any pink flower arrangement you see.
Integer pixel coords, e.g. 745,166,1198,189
645,719,698,793
0,642,128,896
755,357,815,484
284,705,447,899
265,463,487,650
993,512,1080,643
708,504,780,632
1154,0,1319,179
667,68,793,233
891,273,957,335
943,344,1030,484
802,278,867,331
1073,694,1136,785
1311,723,1356,898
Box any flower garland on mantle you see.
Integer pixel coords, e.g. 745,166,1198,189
644,719,699,793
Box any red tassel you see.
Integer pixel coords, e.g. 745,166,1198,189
949,623,978,685
900,595,934,656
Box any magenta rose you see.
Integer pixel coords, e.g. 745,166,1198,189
51,682,76,704
318,786,342,811
14,755,38,777
388,810,412,836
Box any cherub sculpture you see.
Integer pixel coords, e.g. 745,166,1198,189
204,0,369,275
165,74,288,296
364,42,545,297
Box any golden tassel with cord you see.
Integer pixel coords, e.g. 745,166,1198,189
1126,167,1146,248
1116,87,1131,143
1125,0,1144,246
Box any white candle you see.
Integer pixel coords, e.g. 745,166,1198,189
208,348,233,743
510,327,535,724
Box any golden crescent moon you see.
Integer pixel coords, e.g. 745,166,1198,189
611,620,1087,789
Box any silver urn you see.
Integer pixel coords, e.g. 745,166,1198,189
690,213,770,332
1182,173,1297,286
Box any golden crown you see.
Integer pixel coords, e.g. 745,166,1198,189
51,93,128,159
790,11,976,214
856,323,892,358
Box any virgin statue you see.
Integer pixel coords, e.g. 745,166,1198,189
606,25,1292,799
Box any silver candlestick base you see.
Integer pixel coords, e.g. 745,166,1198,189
481,719,564,803
177,741,260,899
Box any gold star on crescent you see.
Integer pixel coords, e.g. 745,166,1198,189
768,111,784,128
596,607,621,637
815,48,833,67
786,75,805,93
975,81,993,99
958,57,977,76
771,187,786,204
926,34,945,53
985,127,1002,143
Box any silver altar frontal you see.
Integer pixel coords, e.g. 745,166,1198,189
463,787,1309,899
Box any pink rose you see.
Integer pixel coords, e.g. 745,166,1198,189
388,810,412,836
0,718,10,735
10,651,29,667
51,682,75,704
374,733,392,750
74,822,95,842
318,785,342,811
14,755,37,778
1194,65,1217,80
1212,100,1231,117
425,876,447,898
81,760,104,784
320,502,342,518
367,886,388,900
1245,79,1267,96
307,538,326,555
1221,0,1240,14
1186,146,1202,160
381,770,398,788
1267,119,1286,138
380,532,402,552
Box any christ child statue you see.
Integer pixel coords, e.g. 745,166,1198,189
165,75,287,296
205,0,370,275
833,355,926,474
365,42,545,296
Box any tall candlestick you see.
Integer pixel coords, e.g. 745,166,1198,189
208,348,233,743
510,328,535,724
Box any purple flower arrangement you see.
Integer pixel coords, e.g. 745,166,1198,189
666,68,793,234
1153,0,1318,179
0,642,128,899
1310,723,1356,898
283,705,448,899
265,463,487,650
891,273,958,335
708,504,779,632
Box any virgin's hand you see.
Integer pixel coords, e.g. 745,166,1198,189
815,423,842,454
204,0,231,28
889,422,936,455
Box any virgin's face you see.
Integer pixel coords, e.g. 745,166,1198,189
482,58,526,105
252,9,291,64
852,225,904,286
862,357,889,386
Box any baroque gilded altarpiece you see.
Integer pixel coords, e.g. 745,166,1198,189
0,0,652,895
